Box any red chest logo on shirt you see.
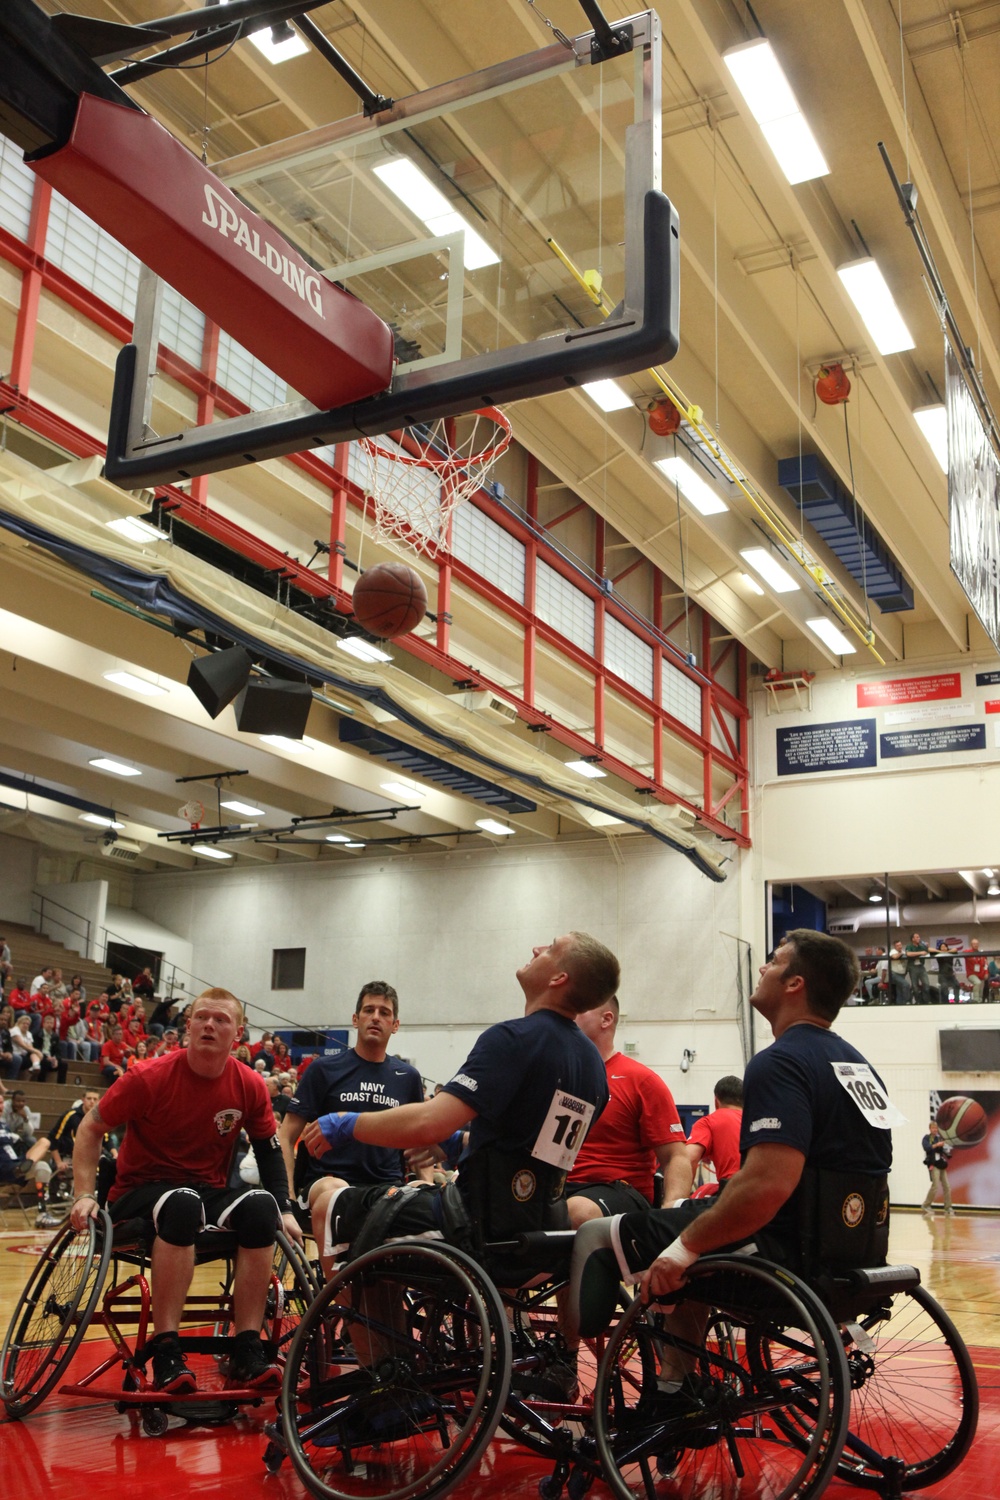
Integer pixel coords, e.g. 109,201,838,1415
214,1108,243,1136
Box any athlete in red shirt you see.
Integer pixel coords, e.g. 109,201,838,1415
566,995,691,1226
686,1075,744,1192
70,988,301,1394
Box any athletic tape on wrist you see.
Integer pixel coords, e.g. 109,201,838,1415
655,1235,699,1271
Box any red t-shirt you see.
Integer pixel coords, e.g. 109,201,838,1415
9,988,31,1011
99,1048,276,1202
568,1051,684,1201
688,1107,743,1181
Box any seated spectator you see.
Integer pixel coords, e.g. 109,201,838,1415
47,1089,102,1172
565,994,689,1227
124,1014,147,1050
271,1038,293,1074
48,969,68,1002
157,1027,181,1056
146,996,178,1037
2,1087,37,1148
117,977,135,1011
0,1005,19,1079
100,1024,129,1084
685,1075,743,1193
266,1074,290,1119
296,1053,316,1082
11,1013,43,1077
38,1013,65,1083
234,1044,254,1068
132,966,155,1001
962,939,988,1003
0,1083,54,1227
862,948,886,1002
29,967,53,1001
126,1038,152,1069
8,979,32,1017
250,1031,276,1071
60,994,98,1063
86,992,111,1029
69,973,87,1006
103,975,127,1013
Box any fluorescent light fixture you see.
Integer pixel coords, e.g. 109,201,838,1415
249,25,309,63
220,799,265,817
337,637,393,664
565,759,607,779
89,757,141,777
190,843,233,861
653,454,727,515
837,259,915,355
582,379,632,413
723,39,829,184
373,159,499,269
740,572,765,595
739,547,800,593
105,516,168,544
805,617,858,655
475,817,515,836
259,734,313,753
380,780,425,801
79,813,125,830
102,669,168,698
913,404,948,473
325,832,353,843
344,841,366,850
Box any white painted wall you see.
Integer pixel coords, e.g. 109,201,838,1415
103,905,195,996
35,878,107,961
0,830,39,926
132,834,747,1088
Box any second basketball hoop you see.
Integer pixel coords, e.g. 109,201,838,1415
360,407,512,560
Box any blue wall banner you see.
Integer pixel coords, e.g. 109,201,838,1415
879,724,986,759
777,718,877,775
975,669,1000,686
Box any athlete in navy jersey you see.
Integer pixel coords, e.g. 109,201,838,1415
286,1048,423,1191
570,930,895,1335
279,981,421,1265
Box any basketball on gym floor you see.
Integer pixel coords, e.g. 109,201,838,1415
936,1095,988,1147
351,562,427,638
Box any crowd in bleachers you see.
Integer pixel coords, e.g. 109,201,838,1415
851,934,1000,1004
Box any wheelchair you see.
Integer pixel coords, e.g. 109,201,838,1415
590,1185,978,1500
262,1226,628,1500
0,1205,319,1433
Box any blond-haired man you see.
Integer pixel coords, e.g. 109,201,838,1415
71,988,299,1395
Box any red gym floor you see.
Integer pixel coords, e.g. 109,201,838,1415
2,1211,998,1500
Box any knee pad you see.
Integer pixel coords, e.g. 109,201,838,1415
223,1188,280,1249
154,1186,205,1246
568,1215,621,1342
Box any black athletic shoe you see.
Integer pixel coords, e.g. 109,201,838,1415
313,1390,440,1449
510,1339,579,1403
148,1335,197,1395
227,1332,281,1390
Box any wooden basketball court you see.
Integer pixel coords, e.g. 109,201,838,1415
1,1208,996,1500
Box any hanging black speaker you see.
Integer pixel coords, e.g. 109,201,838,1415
187,645,252,719
234,677,312,737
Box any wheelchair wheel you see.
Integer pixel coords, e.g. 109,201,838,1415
593,1256,849,1500
837,1283,978,1491
501,1281,628,1459
214,1229,319,1367
1,1210,111,1418
280,1240,511,1500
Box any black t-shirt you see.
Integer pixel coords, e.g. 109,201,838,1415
443,1007,609,1233
740,1022,893,1242
288,1048,424,1187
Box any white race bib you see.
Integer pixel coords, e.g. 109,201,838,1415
531,1089,596,1170
831,1063,906,1129
3,1144,17,1160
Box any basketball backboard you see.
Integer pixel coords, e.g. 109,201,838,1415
104,9,678,489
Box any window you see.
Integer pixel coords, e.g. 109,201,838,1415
216,329,289,411
535,559,595,653
662,656,702,733
271,947,306,990
605,615,654,697
0,133,36,242
453,503,526,602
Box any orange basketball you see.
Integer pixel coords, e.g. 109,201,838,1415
351,562,427,638
935,1095,988,1147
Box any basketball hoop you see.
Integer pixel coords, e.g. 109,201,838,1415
360,407,512,559
179,800,205,830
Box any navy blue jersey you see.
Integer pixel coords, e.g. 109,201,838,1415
289,1049,424,1188
443,1008,609,1163
741,1023,893,1241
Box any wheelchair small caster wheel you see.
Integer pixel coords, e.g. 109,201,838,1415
142,1408,169,1436
567,1471,592,1500
538,1478,563,1499
263,1441,285,1473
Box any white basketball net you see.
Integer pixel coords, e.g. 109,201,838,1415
360,407,512,559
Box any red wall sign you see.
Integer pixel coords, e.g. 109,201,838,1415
857,672,962,708
31,94,394,413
